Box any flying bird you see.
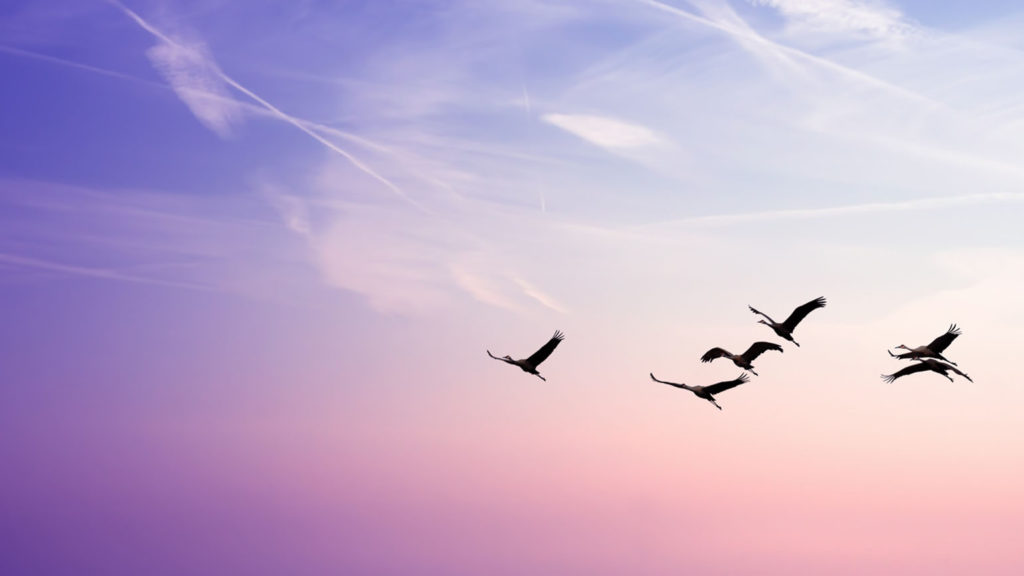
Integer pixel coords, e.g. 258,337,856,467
700,341,782,376
487,330,564,381
649,372,749,410
749,296,826,347
881,359,972,383
889,324,962,365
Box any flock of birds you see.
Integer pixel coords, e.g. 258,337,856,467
487,297,973,410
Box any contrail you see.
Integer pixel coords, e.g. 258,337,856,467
0,44,397,157
642,192,1024,228
0,252,215,291
0,44,141,82
105,0,430,213
634,0,941,109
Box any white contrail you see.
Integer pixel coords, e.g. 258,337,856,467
105,0,430,213
644,192,1024,228
633,0,941,109
0,44,141,82
0,252,215,291
0,44,398,157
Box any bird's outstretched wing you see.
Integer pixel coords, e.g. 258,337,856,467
703,373,750,395
748,305,773,323
700,347,730,363
650,372,687,390
944,362,973,383
526,330,564,366
743,341,783,360
782,296,826,332
926,324,961,353
881,361,931,383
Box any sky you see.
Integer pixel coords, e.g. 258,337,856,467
3,0,1024,574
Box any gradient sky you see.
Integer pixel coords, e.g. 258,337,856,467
4,1,1024,574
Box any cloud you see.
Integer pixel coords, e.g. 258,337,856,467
0,252,214,291
0,43,140,82
0,178,310,297
543,113,663,149
643,192,1024,228
635,0,938,108
263,188,312,239
749,0,914,39
451,264,523,312
514,277,568,314
146,39,243,138
106,0,428,213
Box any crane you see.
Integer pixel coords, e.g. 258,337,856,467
700,341,782,376
889,324,962,365
882,359,972,383
649,372,749,410
487,331,564,381
749,296,826,347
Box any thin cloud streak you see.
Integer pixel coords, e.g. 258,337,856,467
0,252,215,291
514,277,568,314
633,0,941,109
544,113,663,149
0,43,400,160
643,192,1024,228
105,0,430,213
0,44,140,82
750,0,914,39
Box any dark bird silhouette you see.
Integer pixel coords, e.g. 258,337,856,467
882,359,972,383
487,331,564,381
700,341,782,376
749,296,826,347
889,324,962,365
650,372,749,410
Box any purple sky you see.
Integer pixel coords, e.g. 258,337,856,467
4,1,1024,574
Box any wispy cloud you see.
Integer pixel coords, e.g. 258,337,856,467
0,44,140,82
0,178,307,299
0,252,214,291
514,277,568,314
146,39,243,138
749,0,914,39
451,264,523,312
634,0,939,108
105,0,428,213
644,192,1024,227
543,113,663,149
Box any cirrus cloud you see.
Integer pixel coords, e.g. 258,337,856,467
543,113,664,149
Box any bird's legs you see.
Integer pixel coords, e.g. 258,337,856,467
749,368,759,376
534,373,546,382
710,399,722,410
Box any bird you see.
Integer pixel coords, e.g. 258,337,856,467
889,324,962,365
881,359,972,383
700,341,782,376
649,372,749,410
749,296,826,347
487,331,564,381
